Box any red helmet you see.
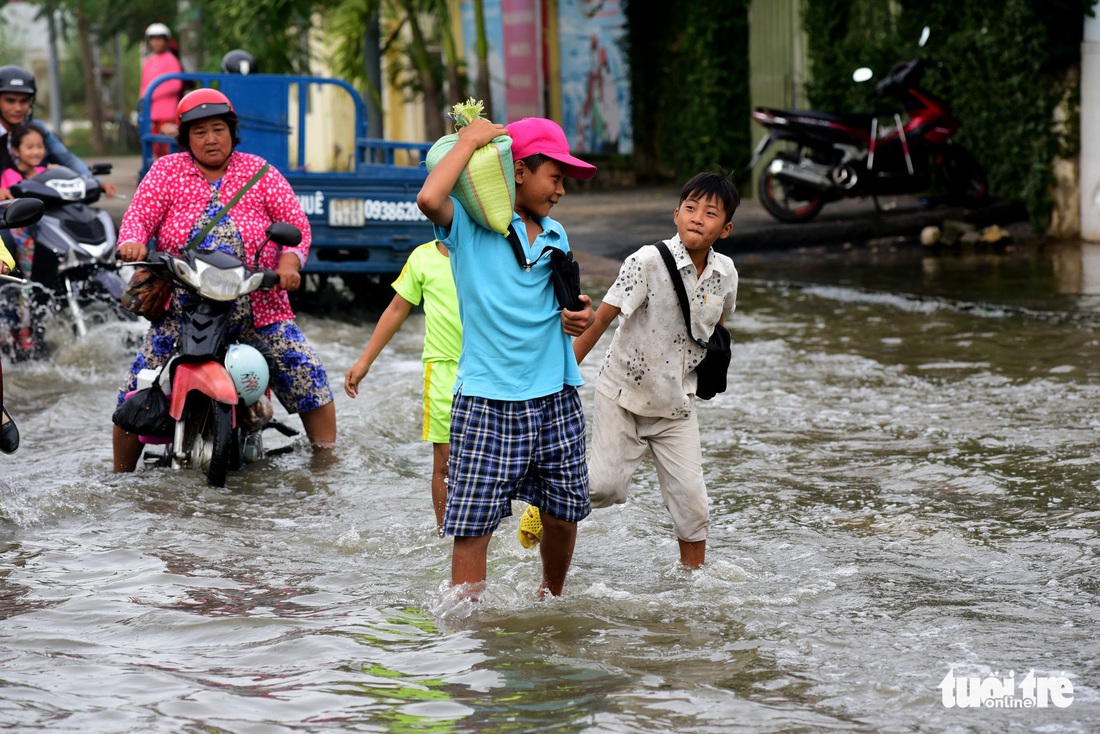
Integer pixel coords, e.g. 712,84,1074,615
176,88,236,127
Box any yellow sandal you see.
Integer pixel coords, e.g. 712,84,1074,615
518,505,542,549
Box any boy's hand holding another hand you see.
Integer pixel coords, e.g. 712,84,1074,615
561,294,595,336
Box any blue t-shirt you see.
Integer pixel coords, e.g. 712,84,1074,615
435,198,583,400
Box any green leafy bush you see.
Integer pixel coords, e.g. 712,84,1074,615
625,0,751,183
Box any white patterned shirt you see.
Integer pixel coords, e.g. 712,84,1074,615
595,235,737,418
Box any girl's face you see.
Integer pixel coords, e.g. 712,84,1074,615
15,131,46,167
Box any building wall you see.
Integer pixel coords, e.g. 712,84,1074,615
747,0,808,186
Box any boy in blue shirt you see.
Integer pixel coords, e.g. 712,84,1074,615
417,116,596,597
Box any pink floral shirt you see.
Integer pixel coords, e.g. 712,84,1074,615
118,151,311,328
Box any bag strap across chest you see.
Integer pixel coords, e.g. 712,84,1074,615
183,163,270,253
654,241,706,349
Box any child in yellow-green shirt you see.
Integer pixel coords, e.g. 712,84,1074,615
344,240,461,532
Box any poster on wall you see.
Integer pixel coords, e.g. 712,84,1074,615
558,0,633,155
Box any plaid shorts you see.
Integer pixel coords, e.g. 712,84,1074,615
444,386,591,537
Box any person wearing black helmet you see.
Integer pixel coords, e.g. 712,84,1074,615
0,64,117,199
221,50,258,75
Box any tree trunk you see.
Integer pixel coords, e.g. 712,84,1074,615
440,8,466,109
76,6,105,155
473,0,492,119
400,0,445,139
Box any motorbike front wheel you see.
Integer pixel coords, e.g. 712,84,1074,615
206,402,235,488
937,145,989,207
183,398,236,487
758,155,826,223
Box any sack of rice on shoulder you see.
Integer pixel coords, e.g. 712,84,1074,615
426,99,515,235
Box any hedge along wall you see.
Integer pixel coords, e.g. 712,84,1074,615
802,0,1090,230
623,0,752,184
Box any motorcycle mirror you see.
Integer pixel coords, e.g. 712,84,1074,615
0,198,45,229
91,163,113,176
853,67,874,83
265,223,302,249
919,27,930,48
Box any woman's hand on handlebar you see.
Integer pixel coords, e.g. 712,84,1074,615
276,252,303,292
117,241,148,262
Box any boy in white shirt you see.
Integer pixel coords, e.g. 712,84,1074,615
573,172,739,568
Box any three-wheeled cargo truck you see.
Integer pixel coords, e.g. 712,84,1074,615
138,72,435,295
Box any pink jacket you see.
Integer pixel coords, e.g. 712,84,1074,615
140,51,183,124
118,151,311,328
0,166,45,190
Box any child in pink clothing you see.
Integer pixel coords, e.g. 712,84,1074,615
140,24,183,158
0,123,46,190
0,123,47,357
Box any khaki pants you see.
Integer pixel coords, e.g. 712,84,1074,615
588,391,709,542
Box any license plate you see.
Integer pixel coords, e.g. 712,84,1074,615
328,198,365,227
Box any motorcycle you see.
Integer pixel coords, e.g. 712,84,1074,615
124,223,301,487
4,164,132,359
743,28,988,223
0,197,46,454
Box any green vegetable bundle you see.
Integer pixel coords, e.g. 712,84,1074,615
426,99,515,235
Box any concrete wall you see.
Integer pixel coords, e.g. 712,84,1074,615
747,0,808,191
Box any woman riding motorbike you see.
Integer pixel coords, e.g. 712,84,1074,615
112,88,337,472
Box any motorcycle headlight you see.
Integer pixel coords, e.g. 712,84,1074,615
240,271,266,294
46,178,86,201
167,257,202,291
196,261,249,301
167,256,265,301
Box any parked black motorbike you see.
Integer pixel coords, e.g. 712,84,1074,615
3,164,131,359
743,28,988,223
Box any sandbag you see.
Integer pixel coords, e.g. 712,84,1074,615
426,99,515,235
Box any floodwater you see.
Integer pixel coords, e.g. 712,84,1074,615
1,236,1099,733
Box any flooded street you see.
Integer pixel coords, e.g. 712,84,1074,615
1,237,1099,732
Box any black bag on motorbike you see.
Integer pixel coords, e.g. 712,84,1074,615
112,376,173,437
120,267,172,322
654,242,732,401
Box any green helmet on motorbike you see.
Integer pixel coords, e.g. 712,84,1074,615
224,344,269,406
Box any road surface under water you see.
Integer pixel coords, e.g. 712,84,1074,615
0,236,1097,732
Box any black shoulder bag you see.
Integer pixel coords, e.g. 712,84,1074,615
506,225,583,311
654,242,731,400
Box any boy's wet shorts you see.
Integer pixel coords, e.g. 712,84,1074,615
443,386,591,537
422,359,457,443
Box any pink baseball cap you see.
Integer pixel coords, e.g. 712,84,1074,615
506,117,597,180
